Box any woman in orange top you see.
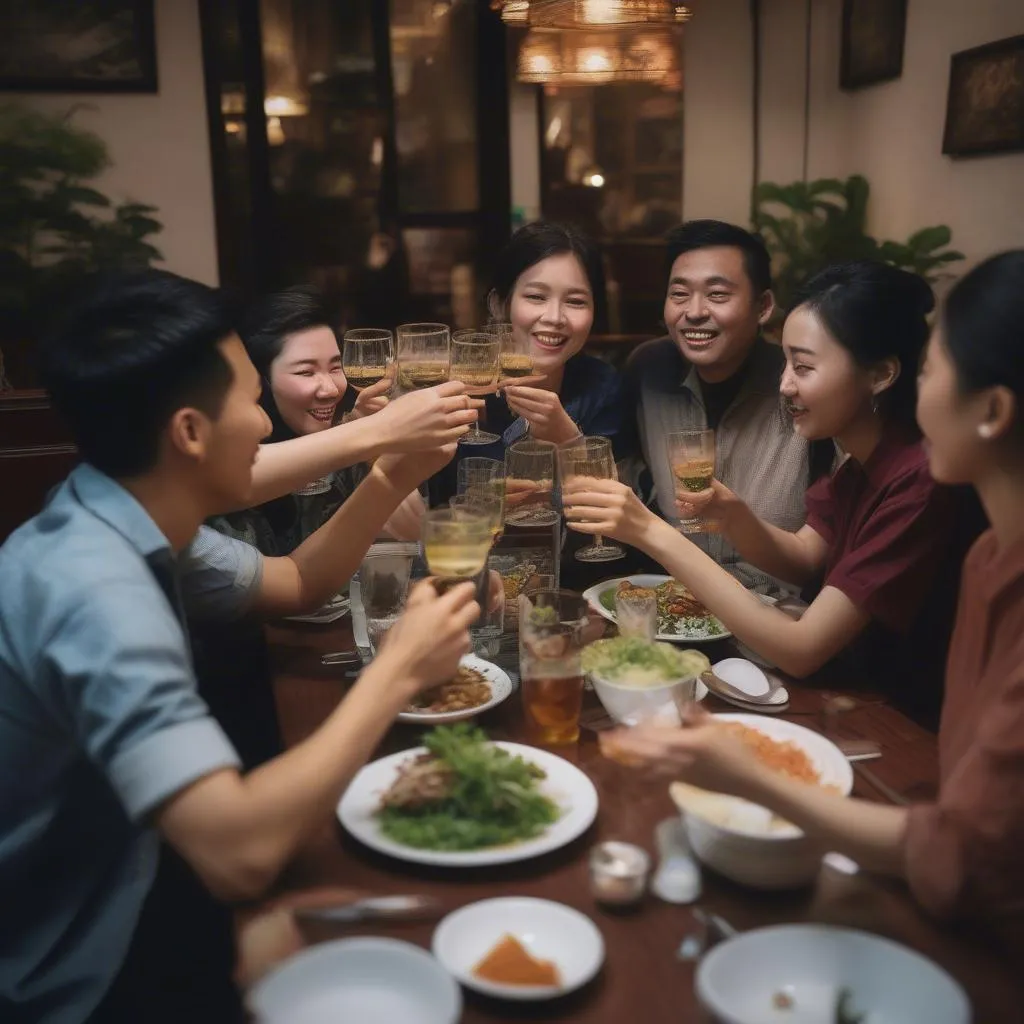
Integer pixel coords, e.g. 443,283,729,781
599,251,1024,958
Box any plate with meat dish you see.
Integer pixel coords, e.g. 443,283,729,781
338,725,599,867
583,574,734,642
397,656,513,725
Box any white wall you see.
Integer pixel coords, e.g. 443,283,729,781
3,0,218,285
784,0,1024,269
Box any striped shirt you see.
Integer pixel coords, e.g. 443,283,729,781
625,336,815,598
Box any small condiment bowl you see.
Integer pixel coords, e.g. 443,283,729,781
589,841,651,907
432,897,604,1002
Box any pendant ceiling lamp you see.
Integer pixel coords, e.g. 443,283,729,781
493,1,693,28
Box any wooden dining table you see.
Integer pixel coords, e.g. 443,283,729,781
263,617,1023,1023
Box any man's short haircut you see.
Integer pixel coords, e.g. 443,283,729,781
664,220,773,295
39,269,236,478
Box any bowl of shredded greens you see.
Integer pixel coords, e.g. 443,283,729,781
338,725,599,866
582,637,710,726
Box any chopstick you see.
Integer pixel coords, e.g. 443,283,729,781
853,763,909,806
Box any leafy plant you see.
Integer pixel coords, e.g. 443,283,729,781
0,102,163,386
752,174,964,316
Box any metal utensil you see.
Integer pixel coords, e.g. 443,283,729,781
321,650,362,666
835,738,882,762
853,763,909,806
293,894,442,924
701,669,785,706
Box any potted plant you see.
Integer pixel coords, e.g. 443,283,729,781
0,102,163,389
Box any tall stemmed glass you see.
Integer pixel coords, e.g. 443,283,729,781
558,435,625,563
456,457,506,542
450,331,500,445
342,329,394,392
504,439,560,527
665,429,716,534
421,507,494,594
486,321,535,383
396,323,450,392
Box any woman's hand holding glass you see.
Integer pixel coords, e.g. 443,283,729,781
557,437,624,563
561,476,658,549
504,385,580,445
674,478,741,535
349,374,394,419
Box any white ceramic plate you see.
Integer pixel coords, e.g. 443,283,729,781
433,897,604,1002
696,924,970,1024
284,592,351,625
338,741,599,867
247,937,461,1024
583,574,733,642
709,657,790,713
397,656,513,724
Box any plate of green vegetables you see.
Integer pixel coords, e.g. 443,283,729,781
337,725,598,866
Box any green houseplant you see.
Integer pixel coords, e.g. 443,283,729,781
752,174,964,317
0,102,163,388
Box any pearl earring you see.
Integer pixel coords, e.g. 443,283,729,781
978,424,994,439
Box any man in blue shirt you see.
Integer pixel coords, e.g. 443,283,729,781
0,270,480,1023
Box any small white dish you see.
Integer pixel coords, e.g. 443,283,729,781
432,897,604,1001
711,657,789,712
248,937,461,1024
397,656,513,724
696,924,970,1024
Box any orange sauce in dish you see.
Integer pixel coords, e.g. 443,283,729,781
472,934,560,986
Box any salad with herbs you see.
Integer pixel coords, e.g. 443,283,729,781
599,579,727,639
376,725,560,851
581,636,710,688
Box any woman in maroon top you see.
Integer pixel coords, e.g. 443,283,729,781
565,262,969,722
598,251,1024,958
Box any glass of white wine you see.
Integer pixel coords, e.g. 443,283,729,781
450,331,500,445
558,436,625,563
665,429,716,534
396,323,450,392
504,439,560,527
486,321,535,383
421,507,494,594
342,328,394,392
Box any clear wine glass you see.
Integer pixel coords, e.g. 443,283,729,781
396,323,450,392
420,507,494,593
665,429,716,534
503,439,560,527
558,435,625,563
450,331,500,445
342,328,394,392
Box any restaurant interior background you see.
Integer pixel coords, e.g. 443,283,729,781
2,0,1023,542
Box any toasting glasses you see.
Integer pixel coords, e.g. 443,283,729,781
450,330,500,445
396,323,450,392
665,429,716,534
504,439,560,527
558,436,625,563
420,507,494,592
341,329,394,391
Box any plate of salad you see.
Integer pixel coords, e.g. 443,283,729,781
583,574,734,643
338,725,598,867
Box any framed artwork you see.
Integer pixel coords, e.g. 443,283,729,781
840,0,907,90
0,1,157,93
943,35,1024,158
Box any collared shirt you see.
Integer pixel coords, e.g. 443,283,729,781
804,431,969,725
0,464,261,1024
625,337,813,597
904,530,1024,959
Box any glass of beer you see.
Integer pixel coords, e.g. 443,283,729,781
396,323,450,392
341,329,394,392
450,331,500,444
665,429,716,534
518,590,590,745
488,320,536,383
557,435,625,563
421,507,493,594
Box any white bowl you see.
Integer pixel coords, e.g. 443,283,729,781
591,671,706,726
696,924,970,1024
248,937,461,1024
672,714,853,890
432,897,604,1001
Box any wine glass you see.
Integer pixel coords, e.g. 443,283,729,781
450,331,500,445
504,439,560,527
486,321,535,384
665,429,716,534
342,328,394,392
396,323,450,392
558,436,625,563
421,507,494,593
456,458,506,541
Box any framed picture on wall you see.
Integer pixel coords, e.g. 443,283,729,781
942,35,1024,158
840,0,907,90
0,1,157,93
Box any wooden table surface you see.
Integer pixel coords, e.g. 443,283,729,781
265,620,1023,1023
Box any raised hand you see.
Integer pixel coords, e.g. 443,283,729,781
502,385,580,444
375,381,484,453
350,372,394,419
561,477,657,547
675,478,740,531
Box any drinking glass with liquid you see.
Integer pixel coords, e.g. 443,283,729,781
518,590,590,745
665,429,716,534
359,549,414,657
